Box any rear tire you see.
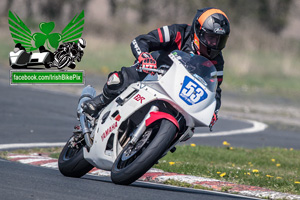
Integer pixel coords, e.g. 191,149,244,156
111,119,177,185
58,136,94,178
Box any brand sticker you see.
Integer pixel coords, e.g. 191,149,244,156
101,122,118,141
133,94,145,104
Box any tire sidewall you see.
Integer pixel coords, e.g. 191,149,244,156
58,138,93,178
111,119,177,185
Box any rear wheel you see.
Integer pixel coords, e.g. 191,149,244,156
111,119,177,185
58,134,93,178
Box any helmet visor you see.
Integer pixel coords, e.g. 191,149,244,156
200,32,228,50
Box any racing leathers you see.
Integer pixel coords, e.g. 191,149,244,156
131,24,224,111
81,24,225,117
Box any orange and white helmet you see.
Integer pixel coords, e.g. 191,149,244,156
191,8,230,59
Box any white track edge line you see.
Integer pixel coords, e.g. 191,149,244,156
0,120,268,150
193,119,268,137
0,142,65,150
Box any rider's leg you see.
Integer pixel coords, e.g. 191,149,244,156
81,66,141,117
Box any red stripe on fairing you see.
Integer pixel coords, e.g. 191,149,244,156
218,77,223,82
157,28,163,43
175,32,182,50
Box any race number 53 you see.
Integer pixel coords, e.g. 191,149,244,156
179,76,207,105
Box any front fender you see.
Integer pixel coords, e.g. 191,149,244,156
145,111,179,130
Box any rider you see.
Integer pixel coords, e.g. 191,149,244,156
82,7,230,128
52,38,86,69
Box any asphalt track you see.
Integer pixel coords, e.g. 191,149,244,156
1,78,299,200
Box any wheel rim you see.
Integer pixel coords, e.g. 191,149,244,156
63,136,84,161
117,126,158,170
58,56,70,69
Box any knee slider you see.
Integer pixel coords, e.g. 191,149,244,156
107,72,122,87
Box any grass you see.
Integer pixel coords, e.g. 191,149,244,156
222,49,300,102
154,143,300,195
0,147,62,160
78,36,134,75
2,144,300,195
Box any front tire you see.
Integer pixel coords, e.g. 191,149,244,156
57,56,71,69
111,119,177,185
58,136,94,178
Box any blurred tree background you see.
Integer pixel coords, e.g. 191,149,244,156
1,0,300,101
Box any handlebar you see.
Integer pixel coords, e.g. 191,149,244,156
136,67,167,75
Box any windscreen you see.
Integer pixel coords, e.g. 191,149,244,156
172,50,217,92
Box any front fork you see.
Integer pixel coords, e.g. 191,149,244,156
129,105,159,145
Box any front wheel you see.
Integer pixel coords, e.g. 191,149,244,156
58,135,94,178
111,119,177,185
57,56,71,69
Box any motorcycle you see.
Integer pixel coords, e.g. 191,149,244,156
52,46,79,69
58,50,218,185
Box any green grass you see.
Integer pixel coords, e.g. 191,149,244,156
223,72,300,101
78,37,134,75
0,147,62,159
2,144,300,195
154,144,300,195
222,48,300,102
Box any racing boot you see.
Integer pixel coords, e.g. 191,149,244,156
81,93,112,117
82,72,123,117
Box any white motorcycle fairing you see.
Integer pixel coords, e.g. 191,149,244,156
83,52,216,171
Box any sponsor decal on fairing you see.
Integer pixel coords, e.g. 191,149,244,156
179,76,207,105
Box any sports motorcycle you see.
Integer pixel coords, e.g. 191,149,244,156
58,50,218,185
52,46,79,69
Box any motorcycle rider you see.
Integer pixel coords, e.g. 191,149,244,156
51,38,86,69
82,7,230,129
13,43,26,53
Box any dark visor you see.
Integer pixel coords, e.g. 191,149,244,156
200,32,228,50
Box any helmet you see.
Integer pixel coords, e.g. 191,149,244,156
78,38,86,50
191,8,230,59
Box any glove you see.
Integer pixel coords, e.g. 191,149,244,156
209,110,218,131
138,52,157,75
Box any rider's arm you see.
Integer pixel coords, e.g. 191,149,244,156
213,52,225,111
130,24,187,59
